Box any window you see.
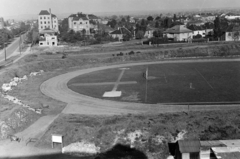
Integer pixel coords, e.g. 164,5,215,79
48,21,50,24
80,22,82,24
40,22,42,24
48,17,50,19
55,21,56,23
41,26,43,29
40,43,43,45
74,22,76,25
228,32,232,36
40,17,42,19
44,17,46,19
52,37,55,39
86,22,88,24
45,26,46,28
44,21,46,24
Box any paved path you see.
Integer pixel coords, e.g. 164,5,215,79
0,34,26,63
40,58,240,115
16,115,59,142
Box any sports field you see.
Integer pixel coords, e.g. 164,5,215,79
67,61,240,104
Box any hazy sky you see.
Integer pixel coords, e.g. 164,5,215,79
0,0,239,17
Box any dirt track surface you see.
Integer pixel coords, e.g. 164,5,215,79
40,58,240,115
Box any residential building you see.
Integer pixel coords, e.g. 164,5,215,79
187,25,206,37
225,13,240,20
39,28,58,46
225,26,240,41
204,22,214,36
129,17,136,23
0,17,4,29
144,26,157,39
68,12,100,35
38,9,59,33
187,20,205,26
109,27,132,41
164,25,193,42
201,15,216,22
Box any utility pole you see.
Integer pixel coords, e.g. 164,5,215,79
3,33,6,61
19,33,21,55
4,42,6,61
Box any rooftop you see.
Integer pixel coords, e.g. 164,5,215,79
164,25,193,34
178,140,201,153
39,10,50,15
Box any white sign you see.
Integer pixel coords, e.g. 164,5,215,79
51,134,63,148
52,134,62,143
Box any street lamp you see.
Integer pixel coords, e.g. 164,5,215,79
19,31,25,55
4,41,6,61
2,32,7,61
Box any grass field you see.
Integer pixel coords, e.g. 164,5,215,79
68,61,240,104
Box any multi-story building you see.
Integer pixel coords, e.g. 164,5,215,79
68,12,99,35
0,17,4,29
38,9,58,47
38,9,58,32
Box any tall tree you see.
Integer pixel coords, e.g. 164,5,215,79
173,14,177,22
213,16,222,39
147,16,154,21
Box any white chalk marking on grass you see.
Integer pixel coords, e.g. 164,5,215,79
163,73,168,83
195,68,214,90
112,68,127,91
71,67,137,97
103,68,136,97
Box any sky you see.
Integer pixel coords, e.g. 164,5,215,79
0,0,239,18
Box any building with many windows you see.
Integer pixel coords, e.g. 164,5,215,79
38,9,59,32
38,9,58,47
68,12,100,35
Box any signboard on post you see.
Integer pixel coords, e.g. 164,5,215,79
51,134,63,148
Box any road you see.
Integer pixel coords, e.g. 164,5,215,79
0,33,27,63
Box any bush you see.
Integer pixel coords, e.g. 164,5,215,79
46,52,53,55
62,53,68,59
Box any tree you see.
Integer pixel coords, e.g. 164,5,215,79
155,21,160,28
135,30,145,39
214,16,222,39
107,19,117,28
153,29,163,38
232,31,240,41
163,17,172,28
121,17,126,23
155,16,161,21
173,14,177,22
147,16,154,21
81,29,86,36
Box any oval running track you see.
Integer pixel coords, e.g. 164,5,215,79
40,58,240,115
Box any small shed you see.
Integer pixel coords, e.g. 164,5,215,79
175,140,201,159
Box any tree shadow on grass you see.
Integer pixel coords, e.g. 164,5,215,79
2,144,148,159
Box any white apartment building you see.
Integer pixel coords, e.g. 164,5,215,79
68,13,99,35
38,9,59,32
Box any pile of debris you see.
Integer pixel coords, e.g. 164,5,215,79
62,141,100,154
1,70,45,114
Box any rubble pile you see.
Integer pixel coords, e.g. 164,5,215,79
62,141,100,154
1,70,44,114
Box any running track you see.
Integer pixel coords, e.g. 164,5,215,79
40,58,240,115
